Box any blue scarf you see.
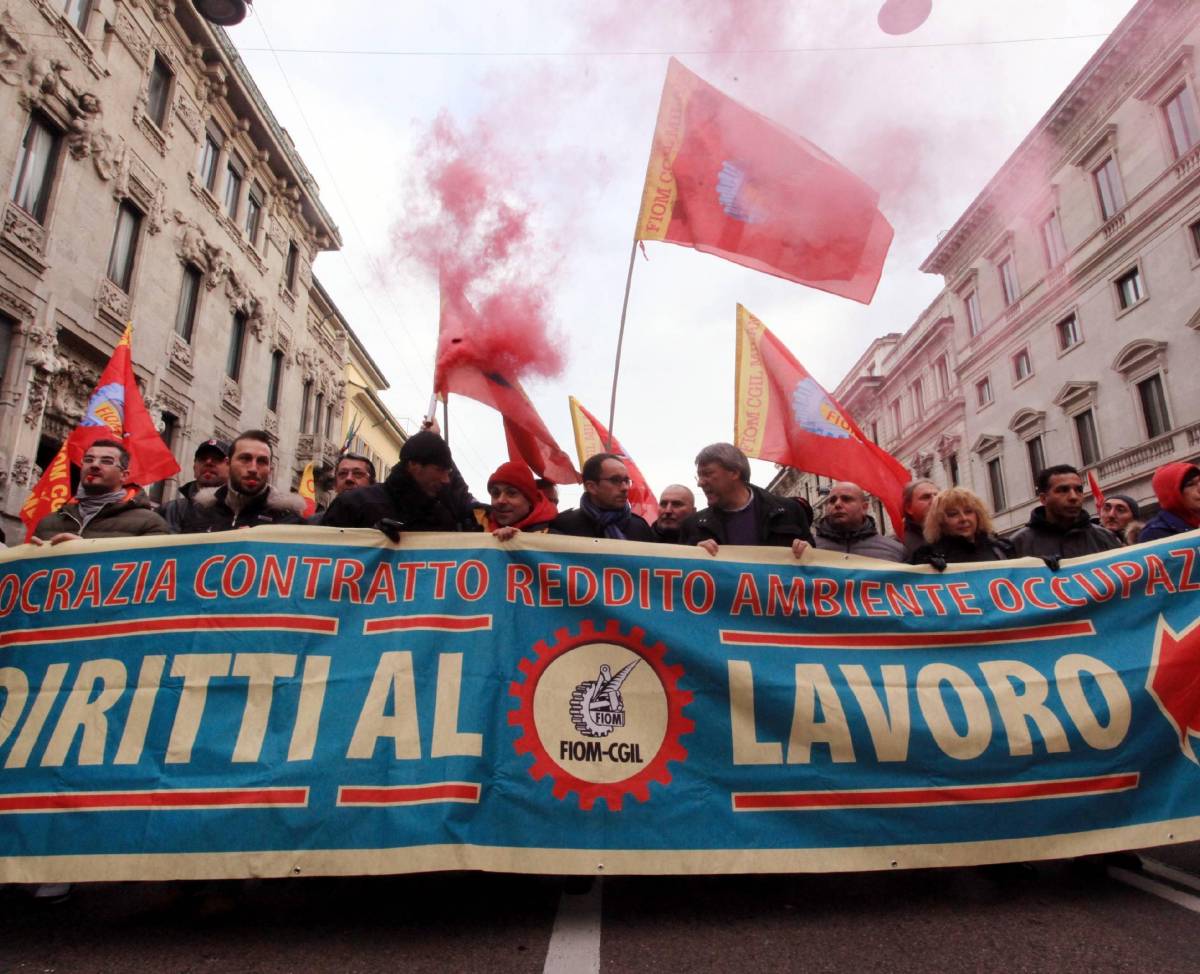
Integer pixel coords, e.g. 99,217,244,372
581,494,631,540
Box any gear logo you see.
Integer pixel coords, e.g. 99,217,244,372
509,620,694,810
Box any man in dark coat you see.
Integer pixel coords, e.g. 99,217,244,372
179,430,306,533
900,479,938,560
811,481,904,561
1010,464,1121,560
551,453,656,541
162,438,229,533
652,484,696,544
678,443,813,556
320,430,479,536
33,438,168,544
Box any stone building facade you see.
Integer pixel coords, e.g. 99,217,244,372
772,0,1200,536
0,0,357,539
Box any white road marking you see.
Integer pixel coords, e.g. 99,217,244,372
1140,856,1200,894
1108,865,1200,914
543,878,603,974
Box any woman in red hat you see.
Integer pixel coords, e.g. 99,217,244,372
477,461,559,540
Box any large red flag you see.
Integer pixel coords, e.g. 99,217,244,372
18,444,72,542
734,305,910,533
567,396,657,524
66,322,180,486
635,58,893,304
435,290,580,484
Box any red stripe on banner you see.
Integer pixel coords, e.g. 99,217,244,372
337,783,481,805
0,615,338,648
0,787,309,813
732,773,1139,811
720,620,1095,649
363,615,492,634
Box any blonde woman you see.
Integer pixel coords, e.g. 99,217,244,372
908,487,1014,569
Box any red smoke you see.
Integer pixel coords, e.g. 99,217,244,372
390,112,565,382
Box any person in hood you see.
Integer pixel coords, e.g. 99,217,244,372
1010,464,1120,560
475,461,558,539
811,481,903,562
162,438,229,533
1097,493,1141,546
320,430,480,538
1141,462,1200,542
178,430,306,532
909,487,1014,568
32,438,168,543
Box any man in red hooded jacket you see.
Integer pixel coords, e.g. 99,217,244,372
476,461,559,540
1141,462,1200,542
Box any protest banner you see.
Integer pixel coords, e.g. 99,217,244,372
0,528,1198,882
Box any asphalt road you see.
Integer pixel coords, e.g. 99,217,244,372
4,850,1200,973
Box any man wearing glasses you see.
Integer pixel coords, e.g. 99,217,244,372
550,452,656,542
31,438,169,544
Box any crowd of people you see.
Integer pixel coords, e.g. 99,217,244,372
10,425,1200,567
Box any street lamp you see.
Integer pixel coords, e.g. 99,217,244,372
193,0,251,26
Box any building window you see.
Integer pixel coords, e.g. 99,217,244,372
62,0,89,30
285,241,299,292
146,54,173,130
890,398,902,436
1040,212,1067,267
975,376,993,407
1057,313,1082,351
935,356,950,398
987,457,1008,512
324,402,335,440
1138,373,1171,439
1115,267,1144,310
911,378,924,417
106,201,143,293
198,125,222,192
223,155,244,219
947,453,959,486
10,114,61,224
1026,436,1046,485
300,379,313,432
1012,349,1032,382
1074,409,1100,467
174,265,201,342
998,256,1019,307
1164,85,1200,159
0,313,14,388
313,392,324,435
245,183,264,244
226,311,246,381
964,289,983,337
870,420,879,445
267,349,284,412
1093,157,1125,220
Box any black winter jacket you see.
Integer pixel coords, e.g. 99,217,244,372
909,532,1015,567
812,514,904,561
1009,507,1121,560
320,465,480,533
549,507,656,542
677,484,813,548
178,484,306,533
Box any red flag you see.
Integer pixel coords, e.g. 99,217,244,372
18,444,72,542
567,396,658,524
299,461,317,518
635,58,893,304
66,323,180,486
1087,470,1105,512
435,290,580,484
734,305,910,533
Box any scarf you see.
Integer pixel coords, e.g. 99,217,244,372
75,487,129,528
581,494,632,540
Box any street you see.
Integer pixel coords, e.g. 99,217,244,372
4,843,1200,973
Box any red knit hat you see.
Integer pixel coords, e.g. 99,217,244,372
487,461,540,507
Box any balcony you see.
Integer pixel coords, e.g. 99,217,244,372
1096,423,1200,480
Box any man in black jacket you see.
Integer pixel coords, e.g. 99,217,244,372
179,430,306,532
1011,464,1120,561
550,453,656,541
678,443,813,556
320,430,479,537
162,438,229,533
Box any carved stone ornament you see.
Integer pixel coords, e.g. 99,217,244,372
174,210,210,270
263,410,278,437
174,90,203,140
96,277,132,328
296,434,314,457
169,332,193,374
67,92,125,182
24,373,52,428
24,322,64,374
221,375,242,412
10,456,31,488
0,11,28,86
109,3,151,67
2,202,48,271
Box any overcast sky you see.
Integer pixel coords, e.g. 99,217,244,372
230,0,1136,508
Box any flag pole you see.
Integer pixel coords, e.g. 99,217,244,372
605,237,639,450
